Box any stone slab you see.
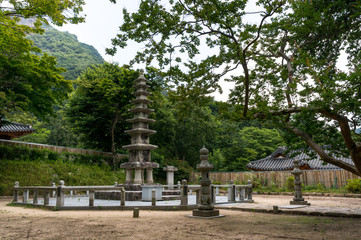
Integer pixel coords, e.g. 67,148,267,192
142,185,164,201
192,209,221,217
279,205,308,209
187,214,225,219
290,200,310,205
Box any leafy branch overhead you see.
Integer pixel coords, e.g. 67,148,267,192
109,0,361,175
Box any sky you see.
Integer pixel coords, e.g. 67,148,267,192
56,0,250,101
56,1,348,102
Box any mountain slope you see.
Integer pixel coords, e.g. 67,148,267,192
28,25,104,80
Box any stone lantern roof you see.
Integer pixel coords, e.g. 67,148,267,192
197,146,213,172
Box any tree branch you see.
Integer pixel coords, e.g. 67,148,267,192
286,124,361,176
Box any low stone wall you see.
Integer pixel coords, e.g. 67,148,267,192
11,180,253,210
0,139,127,160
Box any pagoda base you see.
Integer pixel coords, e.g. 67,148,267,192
95,184,142,201
190,209,223,218
290,200,310,206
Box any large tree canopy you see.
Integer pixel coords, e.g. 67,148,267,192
65,63,136,155
108,0,361,175
0,0,85,122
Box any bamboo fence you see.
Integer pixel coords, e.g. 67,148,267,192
190,170,361,188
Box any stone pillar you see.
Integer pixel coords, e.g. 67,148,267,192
134,169,142,184
290,159,310,205
180,179,188,206
177,181,181,190
146,169,154,184
163,166,178,189
227,180,235,202
120,187,125,206
51,182,56,197
56,180,65,208
33,190,39,204
192,147,222,218
23,190,29,203
44,191,50,206
13,181,19,202
151,189,156,206
247,180,253,200
125,169,133,184
89,191,95,206
211,185,215,204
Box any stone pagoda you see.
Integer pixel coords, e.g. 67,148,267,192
120,69,159,186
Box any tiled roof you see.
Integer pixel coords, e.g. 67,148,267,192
0,121,34,139
246,146,354,171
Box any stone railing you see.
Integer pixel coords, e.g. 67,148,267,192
12,179,253,210
12,181,126,209
179,180,253,206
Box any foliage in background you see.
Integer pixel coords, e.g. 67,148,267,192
65,63,136,154
28,25,104,80
0,145,123,167
108,0,361,176
0,160,124,196
18,108,79,147
210,126,284,171
285,176,295,191
0,145,125,195
345,179,361,193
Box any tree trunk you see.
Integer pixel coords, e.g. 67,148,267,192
111,104,120,171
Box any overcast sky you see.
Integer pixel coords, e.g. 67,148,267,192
56,0,245,101
56,1,348,102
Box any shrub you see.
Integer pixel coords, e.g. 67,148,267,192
345,179,361,193
0,160,125,196
285,176,295,191
0,145,112,167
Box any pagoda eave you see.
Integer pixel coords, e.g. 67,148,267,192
131,99,153,104
126,118,156,124
134,91,151,96
123,144,158,150
129,107,154,113
125,128,156,135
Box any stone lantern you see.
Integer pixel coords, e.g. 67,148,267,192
192,146,222,218
290,158,310,205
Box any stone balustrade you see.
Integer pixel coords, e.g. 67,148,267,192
12,180,253,210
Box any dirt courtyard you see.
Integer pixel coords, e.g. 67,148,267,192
1,195,361,240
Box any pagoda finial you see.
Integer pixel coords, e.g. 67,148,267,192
139,69,145,77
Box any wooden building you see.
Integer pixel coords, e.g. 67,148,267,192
0,121,34,140
246,146,354,171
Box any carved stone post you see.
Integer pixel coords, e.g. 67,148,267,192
56,180,65,208
89,191,95,206
120,187,125,206
13,181,19,202
180,179,188,206
23,190,29,203
51,182,56,197
33,190,39,204
247,180,253,201
192,147,222,218
290,159,310,205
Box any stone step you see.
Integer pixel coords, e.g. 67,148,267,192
162,190,181,196
162,195,181,201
